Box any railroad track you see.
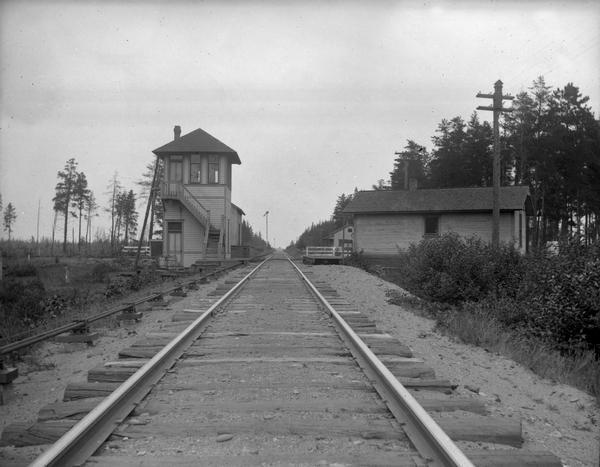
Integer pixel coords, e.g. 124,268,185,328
1,254,561,466
0,260,248,357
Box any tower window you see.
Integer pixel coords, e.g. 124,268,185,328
190,155,202,183
208,155,219,184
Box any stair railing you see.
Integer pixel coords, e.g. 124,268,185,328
218,215,225,258
161,182,210,229
204,210,211,254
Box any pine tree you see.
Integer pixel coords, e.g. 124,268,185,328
428,117,468,188
390,140,430,190
332,192,355,227
53,158,79,252
105,172,122,248
71,171,91,251
3,202,17,240
84,193,99,246
122,190,138,244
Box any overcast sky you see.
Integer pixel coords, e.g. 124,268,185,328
1,0,599,248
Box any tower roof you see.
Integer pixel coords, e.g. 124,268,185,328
153,127,241,164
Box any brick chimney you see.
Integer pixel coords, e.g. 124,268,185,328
174,125,181,140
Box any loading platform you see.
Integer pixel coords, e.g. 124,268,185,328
302,246,351,265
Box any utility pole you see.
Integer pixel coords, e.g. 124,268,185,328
135,155,160,270
477,80,513,248
36,199,41,257
263,211,269,246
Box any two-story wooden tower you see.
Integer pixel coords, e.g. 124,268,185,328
153,126,244,267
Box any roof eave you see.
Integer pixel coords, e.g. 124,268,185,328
152,149,241,165
346,208,527,215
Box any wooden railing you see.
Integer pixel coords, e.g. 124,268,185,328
122,246,150,256
304,246,353,257
161,182,210,228
218,215,225,258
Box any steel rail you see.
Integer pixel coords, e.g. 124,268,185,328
29,256,270,467
288,257,476,467
0,261,246,357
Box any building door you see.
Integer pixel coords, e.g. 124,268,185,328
167,221,182,265
169,157,183,182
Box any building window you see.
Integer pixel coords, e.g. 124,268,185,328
208,155,219,184
424,216,440,236
167,221,182,232
190,155,202,183
169,156,183,182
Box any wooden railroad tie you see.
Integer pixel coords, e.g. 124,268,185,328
169,286,187,297
53,322,99,346
116,304,143,323
0,360,18,406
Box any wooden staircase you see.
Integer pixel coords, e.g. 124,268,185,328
204,226,222,260
162,182,226,263
161,182,210,229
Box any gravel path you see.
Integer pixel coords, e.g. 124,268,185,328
309,264,599,467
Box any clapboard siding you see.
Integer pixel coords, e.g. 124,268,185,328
354,215,422,254
230,206,243,246
440,213,514,244
354,212,519,255
163,201,206,267
182,208,205,266
186,185,228,225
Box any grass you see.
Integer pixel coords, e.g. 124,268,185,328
386,290,600,401
0,256,166,347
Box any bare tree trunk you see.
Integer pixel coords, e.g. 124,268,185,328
62,198,69,252
51,211,58,256
78,207,83,252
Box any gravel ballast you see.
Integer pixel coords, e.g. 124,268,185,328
309,264,599,467
1,263,598,466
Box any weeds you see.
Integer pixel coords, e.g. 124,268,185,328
386,288,600,399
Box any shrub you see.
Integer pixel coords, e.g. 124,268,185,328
396,233,524,303
521,256,600,352
7,263,38,277
0,278,47,328
389,234,600,354
90,262,116,282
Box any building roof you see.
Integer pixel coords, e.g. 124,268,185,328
343,186,532,215
153,128,241,164
324,225,353,239
231,203,245,216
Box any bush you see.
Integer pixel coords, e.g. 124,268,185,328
0,278,47,328
90,262,116,282
396,233,523,303
521,255,600,352
390,234,600,354
7,263,38,277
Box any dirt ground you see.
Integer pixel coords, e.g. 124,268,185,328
1,262,598,466
0,270,233,465
309,264,600,467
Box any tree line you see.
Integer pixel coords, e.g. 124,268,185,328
323,77,600,248
51,158,141,254
241,219,270,250
292,76,599,249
